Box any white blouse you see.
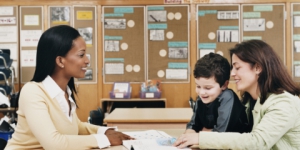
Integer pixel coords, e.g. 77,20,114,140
42,75,112,148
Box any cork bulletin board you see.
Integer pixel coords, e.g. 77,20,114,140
0,6,19,83
241,4,285,63
102,6,145,83
292,3,300,81
147,5,190,83
73,6,97,84
48,6,72,28
19,6,43,83
197,4,240,61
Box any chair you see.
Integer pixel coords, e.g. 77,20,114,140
89,107,104,126
188,97,195,110
0,69,11,85
0,68,13,96
0,49,10,56
0,49,13,69
0,49,15,95
0,138,7,150
0,86,11,96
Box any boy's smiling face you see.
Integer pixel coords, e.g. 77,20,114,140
195,76,227,104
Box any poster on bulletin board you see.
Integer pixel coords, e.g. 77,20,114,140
197,4,240,61
146,5,190,83
19,6,43,83
292,3,300,81
73,5,97,84
48,6,72,27
102,6,146,83
241,4,285,63
0,6,19,83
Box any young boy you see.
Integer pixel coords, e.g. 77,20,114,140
185,53,250,133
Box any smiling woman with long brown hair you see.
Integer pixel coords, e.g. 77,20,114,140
173,40,300,149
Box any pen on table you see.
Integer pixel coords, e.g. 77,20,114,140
130,145,134,150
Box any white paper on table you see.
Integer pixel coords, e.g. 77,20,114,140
21,50,36,67
0,7,13,16
105,63,124,74
122,130,191,150
20,30,42,47
0,26,17,42
123,130,172,140
129,145,191,150
24,15,39,26
166,69,187,79
0,43,18,60
123,140,191,150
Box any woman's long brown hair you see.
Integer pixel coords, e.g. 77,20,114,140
230,40,300,104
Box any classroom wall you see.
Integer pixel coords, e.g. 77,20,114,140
0,0,297,121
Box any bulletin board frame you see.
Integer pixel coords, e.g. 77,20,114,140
48,5,73,28
291,3,300,81
19,6,44,83
102,6,146,84
0,6,19,83
241,4,285,64
146,5,190,83
197,4,240,61
73,5,97,84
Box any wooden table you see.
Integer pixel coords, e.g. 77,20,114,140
0,108,16,120
0,107,16,112
101,98,167,113
104,108,193,129
101,129,200,150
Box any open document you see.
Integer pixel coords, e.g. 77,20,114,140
122,130,191,150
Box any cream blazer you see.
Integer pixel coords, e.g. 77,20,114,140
198,91,300,150
5,82,100,150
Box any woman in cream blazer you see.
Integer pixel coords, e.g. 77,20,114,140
174,40,300,149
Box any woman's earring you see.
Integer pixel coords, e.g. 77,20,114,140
61,65,64,68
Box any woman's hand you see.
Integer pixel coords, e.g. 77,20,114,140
172,133,199,149
105,129,134,146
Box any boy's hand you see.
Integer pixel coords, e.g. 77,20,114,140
202,127,212,132
173,133,199,149
184,129,196,134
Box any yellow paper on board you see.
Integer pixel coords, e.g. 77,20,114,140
77,11,93,20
